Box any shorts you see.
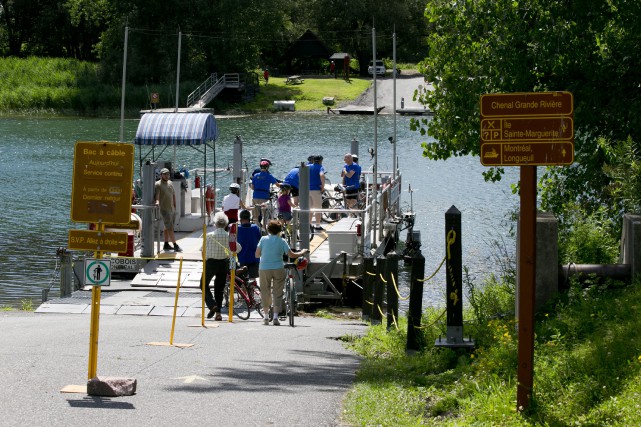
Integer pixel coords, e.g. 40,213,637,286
345,188,359,199
160,210,175,229
309,190,322,209
290,186,299,197
279,211,292,221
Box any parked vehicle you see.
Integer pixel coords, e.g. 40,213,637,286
367,60,386,76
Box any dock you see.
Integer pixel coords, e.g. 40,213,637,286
334,105,385,115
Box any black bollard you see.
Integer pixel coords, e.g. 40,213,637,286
362,256,375,321
371,255,387,325
386,252,399,329
407,251,425,351
435,205,474,349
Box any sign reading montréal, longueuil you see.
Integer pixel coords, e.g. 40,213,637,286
71,141,134,224
480,91,574,166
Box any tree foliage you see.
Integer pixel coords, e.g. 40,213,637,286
0,0,428,86
414,0,641,228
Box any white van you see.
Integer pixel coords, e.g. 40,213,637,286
367,60,386,76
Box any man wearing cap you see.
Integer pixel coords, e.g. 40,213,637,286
250,160,280,226
154,168,181,252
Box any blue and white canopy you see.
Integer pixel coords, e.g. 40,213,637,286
134,113,217,146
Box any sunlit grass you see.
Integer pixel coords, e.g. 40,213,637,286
244,76,371,112
342,279,641,426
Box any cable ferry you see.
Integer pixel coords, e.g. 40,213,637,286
66,111,419,309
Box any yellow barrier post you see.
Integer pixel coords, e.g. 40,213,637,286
147,256,194,348
87,223,104,379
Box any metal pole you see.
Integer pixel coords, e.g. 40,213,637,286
175,31,181,112
392,29,397,181
119,26,129,143
299,163,311,249
371,27,378,245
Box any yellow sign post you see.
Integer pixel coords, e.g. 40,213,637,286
69,141,134,381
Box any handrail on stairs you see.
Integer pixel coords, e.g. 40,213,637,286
187,73,218,107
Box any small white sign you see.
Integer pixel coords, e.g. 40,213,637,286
84,258,111,286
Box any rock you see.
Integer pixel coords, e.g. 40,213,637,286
87,376,137,397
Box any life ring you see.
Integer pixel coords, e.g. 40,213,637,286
205,185,215,215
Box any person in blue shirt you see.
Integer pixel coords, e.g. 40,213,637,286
236,209,262,279
251,160,280,226
283,165,300,204
308,155,325,230
341,153,362,208
255,220,308,325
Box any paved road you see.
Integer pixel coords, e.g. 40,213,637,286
350,73,429,112
0,311,366,427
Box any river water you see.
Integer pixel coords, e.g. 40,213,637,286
0,114,519,307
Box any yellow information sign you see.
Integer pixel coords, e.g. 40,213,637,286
71,141,134,224
68,229,128,252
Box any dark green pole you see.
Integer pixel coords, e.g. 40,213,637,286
362,256,375,321
407,251,425,351
386,252,399,329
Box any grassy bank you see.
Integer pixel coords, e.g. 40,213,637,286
341,278,641,426
242,76,371,112
0,57,372,116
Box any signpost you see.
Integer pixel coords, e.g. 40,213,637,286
69,141,134,381
480,92,574,166
479,91,574,411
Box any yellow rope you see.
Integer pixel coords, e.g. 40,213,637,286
390,273,410,301
417,255,446,283
411,308,447,329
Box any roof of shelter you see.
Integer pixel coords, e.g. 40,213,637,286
282,30,333,61
330,52,350,60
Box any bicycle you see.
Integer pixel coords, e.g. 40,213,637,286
222,265,264,320
280,257,308,327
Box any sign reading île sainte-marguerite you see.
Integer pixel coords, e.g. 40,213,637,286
479,92,574,166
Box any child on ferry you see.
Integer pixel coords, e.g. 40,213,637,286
277,183,296,225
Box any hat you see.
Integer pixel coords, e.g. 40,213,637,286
260,160,270,168
260,158,272,165
229,183,240,189
160,168,170,174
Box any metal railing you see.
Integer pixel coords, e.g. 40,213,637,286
186,73,241,108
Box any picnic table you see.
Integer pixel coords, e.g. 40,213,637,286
285,75,304,85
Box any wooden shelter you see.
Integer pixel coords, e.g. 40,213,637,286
282,30,333,74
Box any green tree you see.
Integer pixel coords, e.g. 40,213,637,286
414,0,641,226
310,0,429,75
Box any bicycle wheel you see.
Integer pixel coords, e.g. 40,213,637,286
250,283,264,317
287,277,295,327
224,286,251,320
321,194,342,223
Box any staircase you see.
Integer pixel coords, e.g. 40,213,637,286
187,73,241,108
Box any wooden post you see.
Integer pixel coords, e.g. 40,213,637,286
362,256,375,321
517,166,537,410
371,255,386,324
386,252,399,329
406,251,425,351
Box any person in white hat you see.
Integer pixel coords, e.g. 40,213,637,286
154,168,181,252
222,182,247,224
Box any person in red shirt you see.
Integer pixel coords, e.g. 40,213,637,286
263,69,269,85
